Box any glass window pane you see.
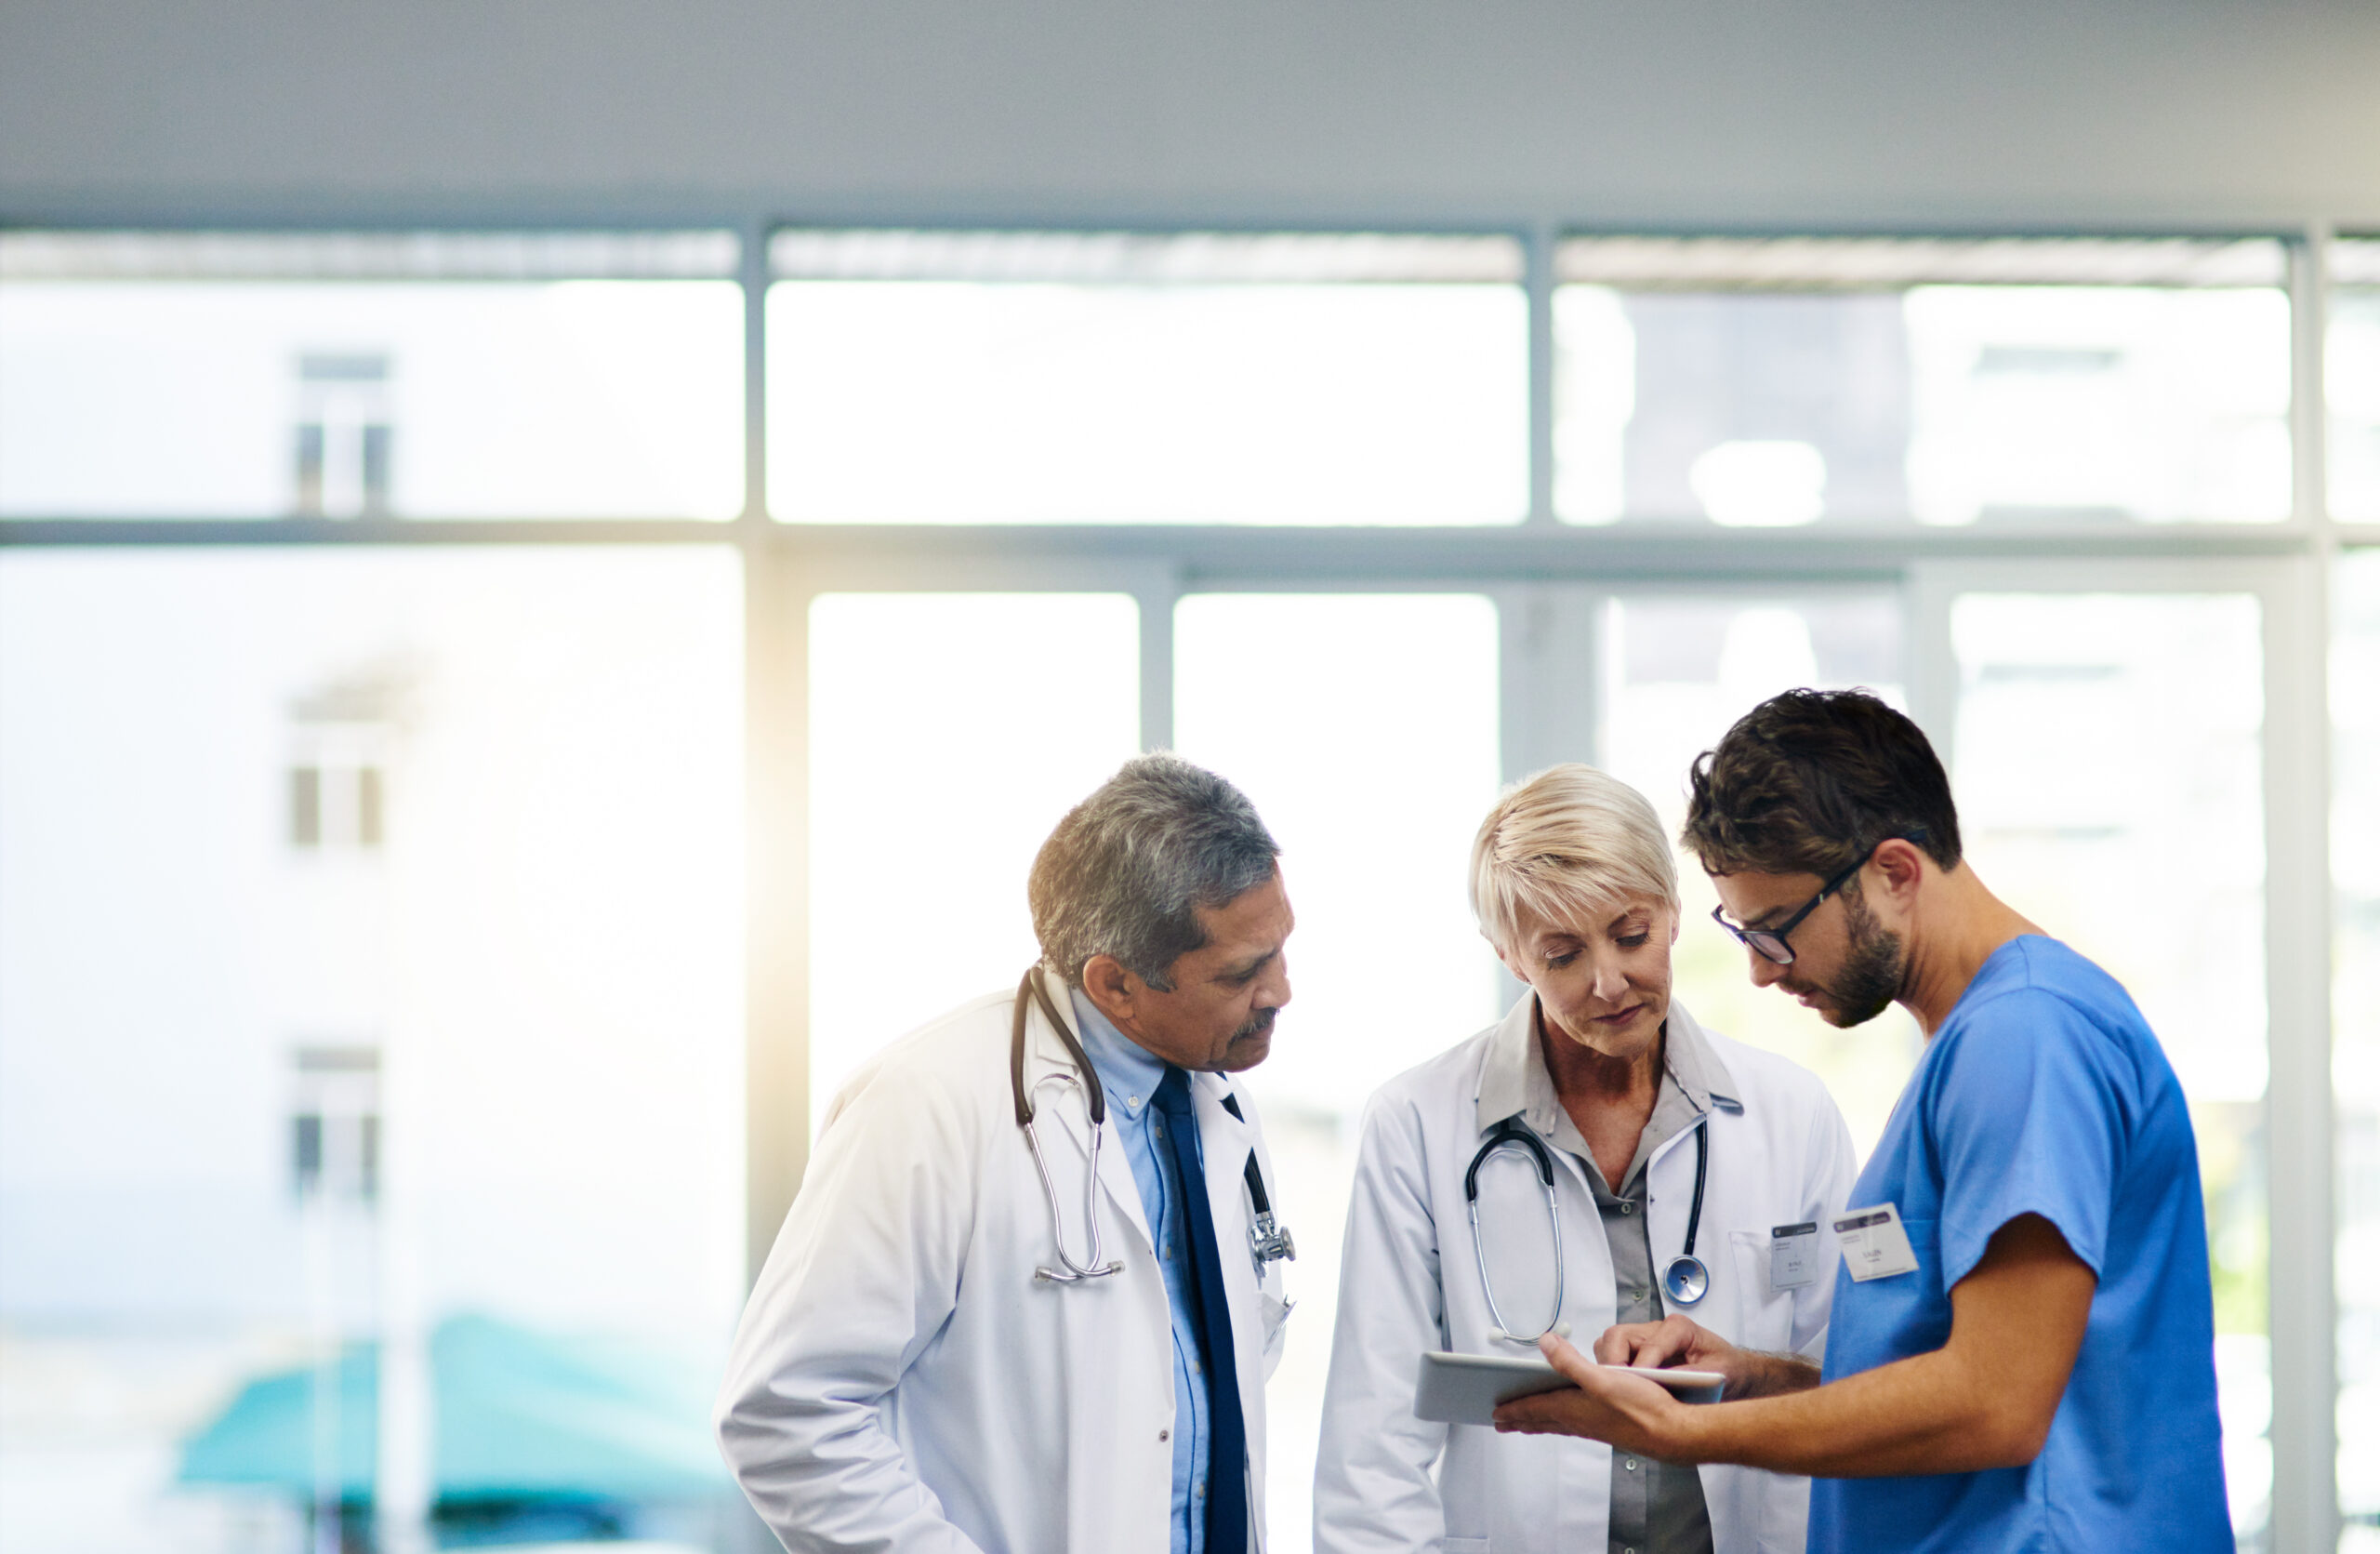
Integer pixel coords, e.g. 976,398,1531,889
806,592,1140,1135
1173,591,1501,1554
2335,551,2380,1545
1554,236,2291,527
0,232,745,520
768,232,1527,525
0,548,745,1553
2329,240,2380,524
1949,591,2268,1545
1600,592,1920,1155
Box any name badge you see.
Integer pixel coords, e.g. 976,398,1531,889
1831,1203,1920,1282
1769,1222,1819,1290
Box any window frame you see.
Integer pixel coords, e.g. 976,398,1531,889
0,214,2358,1554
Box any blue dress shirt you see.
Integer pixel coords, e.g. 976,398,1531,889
1069,986,1211,1554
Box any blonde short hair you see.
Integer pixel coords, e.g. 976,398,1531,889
1469,764,1679,952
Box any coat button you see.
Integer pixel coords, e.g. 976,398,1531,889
1158,1429,1170,1442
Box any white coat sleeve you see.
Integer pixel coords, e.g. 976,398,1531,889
1788,1083,1859,1362
713,1055,988,1554
1312,1089,1453,1554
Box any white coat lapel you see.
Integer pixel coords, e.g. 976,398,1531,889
1194,1070,1269,1552
1193,1072,1258,1288
1025,974,1156,1255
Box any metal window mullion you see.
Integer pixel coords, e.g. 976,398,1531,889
1527,224,1558,526
741,216,773,528
2263,549,2336,1554
1138,570,1180,752
1493,583,1604,782
2294,226,2334,536
2268,223,2340,1554
743,546,813,1284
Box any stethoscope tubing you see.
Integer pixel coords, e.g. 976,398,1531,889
1012,968,1125,1282
1465,1109,1714,1339
1466,1119,1567,1343
1009,965,1292,1287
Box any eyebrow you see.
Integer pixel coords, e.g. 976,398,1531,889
1215,947,1279,984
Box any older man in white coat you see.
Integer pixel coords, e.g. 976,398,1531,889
717,754,1297,1554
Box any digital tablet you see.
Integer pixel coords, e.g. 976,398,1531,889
1413,1350,1727,1425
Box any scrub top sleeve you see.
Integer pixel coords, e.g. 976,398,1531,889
1927,990,2125,1292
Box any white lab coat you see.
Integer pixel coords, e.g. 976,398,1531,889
1314,997,1856,1554
717,974,1293,1554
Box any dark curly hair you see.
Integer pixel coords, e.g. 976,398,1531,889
1681,688,1963,879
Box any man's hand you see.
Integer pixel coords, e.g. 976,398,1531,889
1490,1335,1705,1461
1594,1315,1734,1372
1492,1214,2095,1478
1595,1316,1818,1401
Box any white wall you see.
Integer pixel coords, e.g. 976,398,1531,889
4,0,2378,229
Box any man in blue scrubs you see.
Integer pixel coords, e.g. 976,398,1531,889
1495,688,2230,1553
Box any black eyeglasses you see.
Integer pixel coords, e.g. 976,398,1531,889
1710,843,1882,966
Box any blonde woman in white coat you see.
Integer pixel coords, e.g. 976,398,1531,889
1314,764,1857,1554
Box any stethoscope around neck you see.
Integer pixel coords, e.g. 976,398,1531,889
1008,966,1295,1286
1464,1110,1712,1345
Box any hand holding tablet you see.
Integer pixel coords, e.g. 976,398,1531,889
1415,1349,1726,1424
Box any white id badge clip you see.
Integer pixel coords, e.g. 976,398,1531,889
1831,1204,1920,1282
1769,1222,1819,1290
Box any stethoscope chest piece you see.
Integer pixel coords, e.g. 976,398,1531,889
1660,1252,1710,1306
1658,1121,1713,1307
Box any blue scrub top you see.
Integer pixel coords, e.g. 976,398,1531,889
1809,936,2231,1554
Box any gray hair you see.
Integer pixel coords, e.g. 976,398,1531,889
1029,753,1280,990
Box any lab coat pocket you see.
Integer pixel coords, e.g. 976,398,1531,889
1726,1229,1794,1352
1259,1287,1293,1373
1445,1539,1490,1553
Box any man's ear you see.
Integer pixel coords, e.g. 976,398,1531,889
1080,954,1141,1029
1871,838,1928,906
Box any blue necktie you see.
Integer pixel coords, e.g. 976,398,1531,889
1151,1066,1247,1554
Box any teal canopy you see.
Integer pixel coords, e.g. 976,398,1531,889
179,1313,729,1502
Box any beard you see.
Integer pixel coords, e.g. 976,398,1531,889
1807,894,1905,1028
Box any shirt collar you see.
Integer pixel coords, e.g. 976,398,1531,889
1474,993,1741,1138
1066,984,1169,1121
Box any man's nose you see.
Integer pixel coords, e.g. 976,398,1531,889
1264,953,1292,1010
1748,948,1788,988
